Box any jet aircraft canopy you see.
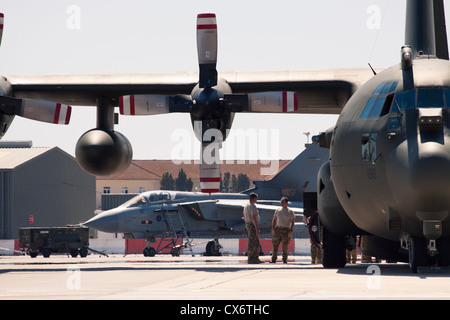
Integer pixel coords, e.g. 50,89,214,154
120,191,175,208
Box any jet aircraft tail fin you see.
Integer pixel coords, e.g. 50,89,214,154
405,0,448,59
242,144,329,203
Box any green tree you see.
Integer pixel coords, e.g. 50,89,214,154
160,172,175,190
223,172,231,192
231,174,237,193
236,173,250,192
175,168,193,191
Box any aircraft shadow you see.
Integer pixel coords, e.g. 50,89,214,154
337,263,450,278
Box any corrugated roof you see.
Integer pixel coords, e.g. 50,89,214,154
0,146,54,170
97,159,292,181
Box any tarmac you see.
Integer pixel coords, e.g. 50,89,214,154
1,253,450,302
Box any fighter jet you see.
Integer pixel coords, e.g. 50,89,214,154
84,143,328,256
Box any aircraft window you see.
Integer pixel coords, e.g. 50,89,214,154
361,133,377,162
148,192,171,202
368,97,386,118
389,82,398,93
361,97,376,119
445,89,450,107
361,82,399,118
392,89,416,111
417,88,444,108
380,93,394,117
380,82,393,95
122,195,148,208
372,83,386,95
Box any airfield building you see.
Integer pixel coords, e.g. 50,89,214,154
0,142,95,239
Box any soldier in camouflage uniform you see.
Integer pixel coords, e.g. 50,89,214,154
243,193,262,264
310,239,322,264
271,197,295,263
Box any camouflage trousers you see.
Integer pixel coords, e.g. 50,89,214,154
271,227,291,262
246,223,260,261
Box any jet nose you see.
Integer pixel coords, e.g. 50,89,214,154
84,210,119,233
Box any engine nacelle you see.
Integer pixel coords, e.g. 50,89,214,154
190,79,234,143
75,128,132,177
317,161,360,236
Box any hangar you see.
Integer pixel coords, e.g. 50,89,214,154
0,141,95,239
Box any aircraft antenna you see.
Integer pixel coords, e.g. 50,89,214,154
368,63,377,75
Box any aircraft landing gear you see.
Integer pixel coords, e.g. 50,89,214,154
408,235,428,273
205,239,222,256
437,237,450,266
322,227,346,268
143,246,156,257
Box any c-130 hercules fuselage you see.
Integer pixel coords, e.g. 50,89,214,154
314,0,450,272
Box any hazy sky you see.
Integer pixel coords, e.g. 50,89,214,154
1,0,444,160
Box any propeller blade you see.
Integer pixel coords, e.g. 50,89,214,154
119,94,192,115
0,95,71,124
223,91,298,113
0,13,4,47
197,13,218,88
200,143,221,193
199,121,222,193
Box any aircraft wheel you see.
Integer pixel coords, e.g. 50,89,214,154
143,247,155,257
42,248,51,258
437,237,450,266
70,249,79,258
205,241,222,256
408,236,428,273
79,247,88,258
322,227,346,268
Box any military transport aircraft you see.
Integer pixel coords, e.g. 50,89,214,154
312,0,450,272
1,0,450,272
83,143,329,256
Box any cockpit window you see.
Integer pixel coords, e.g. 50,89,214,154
417,88,444,108
148,192,171,203
392,89,415,112
121,195,148,208
360,81,398,118
445,88,450,106
120,192,172,208
391,87,448,112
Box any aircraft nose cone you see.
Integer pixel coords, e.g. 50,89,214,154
84,211,119,233
388,140,450,212
411,143,450,200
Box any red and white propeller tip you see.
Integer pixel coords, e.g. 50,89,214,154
196,13,217,65
0,13,4,47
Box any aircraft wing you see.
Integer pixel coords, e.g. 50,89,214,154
214,199,304,231
0,12,380,182
215,199,303,215
6,68,376,114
